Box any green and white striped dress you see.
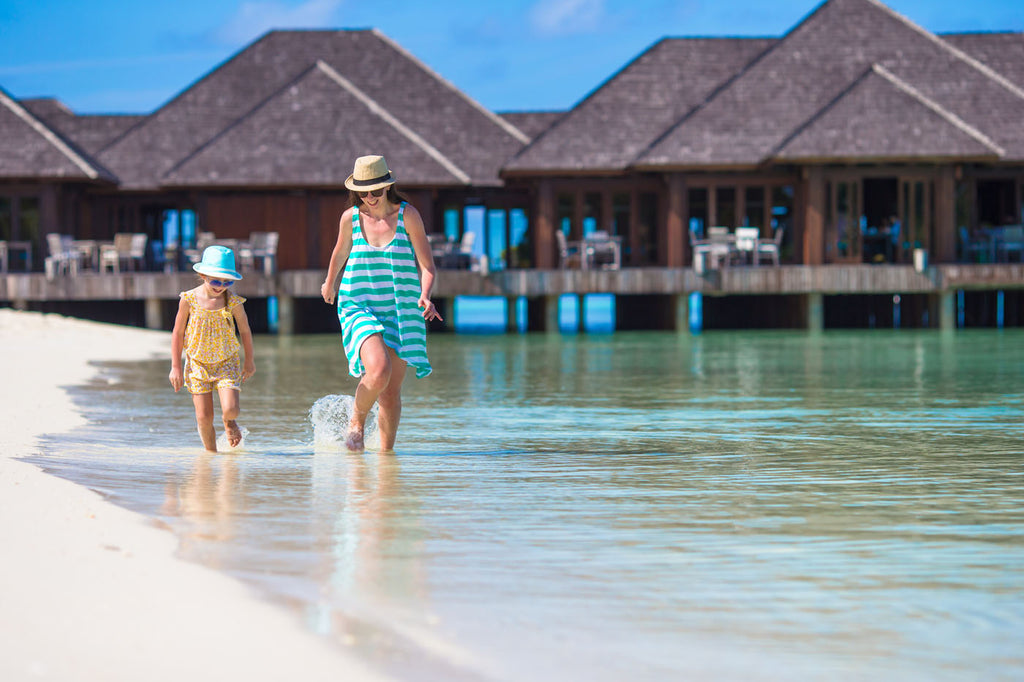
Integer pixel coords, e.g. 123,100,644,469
337,202,431,378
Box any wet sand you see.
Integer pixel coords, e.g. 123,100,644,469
0,310,384,682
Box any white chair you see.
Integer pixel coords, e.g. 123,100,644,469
458,231,480,270
998,225,1024,263
184,232,217,267
99,233,134,273
694,227,734,270
555,230,581,269
734,227,760,265
45,233,81,279
756,227,785,265
128,233,148,270
243,231,279,274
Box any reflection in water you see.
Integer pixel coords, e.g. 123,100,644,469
36,330,1024,681
160,454,240,566
309,453,423,632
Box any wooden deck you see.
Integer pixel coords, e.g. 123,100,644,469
2,265,1023,304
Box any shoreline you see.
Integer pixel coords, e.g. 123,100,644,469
0,310,384,682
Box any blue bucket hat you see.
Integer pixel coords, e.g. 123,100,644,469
193,245,242,281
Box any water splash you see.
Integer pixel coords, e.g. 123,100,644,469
216,425,250,452
308,394,378,451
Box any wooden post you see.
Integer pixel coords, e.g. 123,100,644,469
535,180,555,270
629,190,641,266
145,297,163,330
666,174,686,267
544,294,560,333
506,296,519,332
277,293,295,335
934,167,955,263
803,167,825,265
805,292,824,332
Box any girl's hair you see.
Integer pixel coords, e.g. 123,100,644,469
347,184,410,209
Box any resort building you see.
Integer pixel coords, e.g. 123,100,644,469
1,0,1023,331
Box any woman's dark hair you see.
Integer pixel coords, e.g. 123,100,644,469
347,184,410,209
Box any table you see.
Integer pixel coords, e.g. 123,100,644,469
71,239,100,271
430,237,472,269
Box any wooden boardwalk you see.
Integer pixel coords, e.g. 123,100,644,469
3,264,1022,304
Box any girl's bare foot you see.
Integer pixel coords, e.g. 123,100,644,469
345,421,365,451
224,420,242,448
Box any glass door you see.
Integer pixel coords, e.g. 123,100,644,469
826,179,862,263
898,178,933,263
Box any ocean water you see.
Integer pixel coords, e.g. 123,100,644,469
32,330,1024,681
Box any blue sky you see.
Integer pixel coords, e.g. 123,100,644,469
1,0,1022,115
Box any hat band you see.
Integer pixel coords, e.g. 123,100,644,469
350,172,392,187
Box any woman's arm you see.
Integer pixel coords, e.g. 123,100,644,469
403,204,443,321
321,208,354,305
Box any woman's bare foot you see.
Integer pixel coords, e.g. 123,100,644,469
224,420,242,448
345,421,365,451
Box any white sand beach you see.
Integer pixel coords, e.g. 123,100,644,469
0,309,384,682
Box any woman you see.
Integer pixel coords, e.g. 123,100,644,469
321,155,443,452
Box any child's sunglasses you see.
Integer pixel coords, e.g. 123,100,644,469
208,279,235,287
358,188,385,198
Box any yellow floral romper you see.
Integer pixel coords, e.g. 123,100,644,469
182,290,246,394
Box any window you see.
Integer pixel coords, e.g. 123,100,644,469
745,187,765,230
509,208,529,268
0,198,11,240
612,193,630,237
583,192,601,236
19,197,40,245
637,192,658,265
688,188,708,237
487,209,506,270
557,193,573,237
715,187,736,228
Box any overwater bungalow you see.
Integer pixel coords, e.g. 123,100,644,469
1,0,1023,332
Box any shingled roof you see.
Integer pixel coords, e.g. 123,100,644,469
504,36,775,174
941,31,1024,91
497,111,565,140
637,0,1024,168
773,64,1003,162
504,0,1024,175
0,89,115,182
20,98,144,157
97,29,528,190
163,61,468,187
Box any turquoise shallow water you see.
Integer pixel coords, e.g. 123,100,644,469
33,330,1024,681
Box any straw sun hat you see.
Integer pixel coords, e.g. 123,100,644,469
344,155,396,192
193,245,242,281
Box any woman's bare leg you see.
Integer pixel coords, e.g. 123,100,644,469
192,393,217,452
376,351,407,452
348,335,392,450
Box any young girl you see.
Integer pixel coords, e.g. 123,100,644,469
169,245,255,452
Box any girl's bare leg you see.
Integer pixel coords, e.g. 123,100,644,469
218,387,242,447
192,393,218,452
348,335,392,451
376,352,407,452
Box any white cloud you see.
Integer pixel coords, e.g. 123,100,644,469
215,0,344,45
528,0,605,36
